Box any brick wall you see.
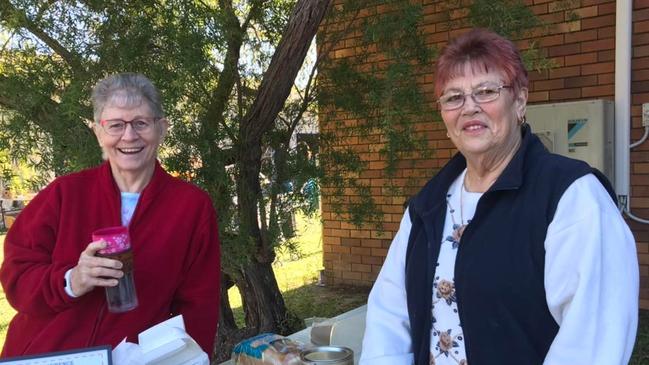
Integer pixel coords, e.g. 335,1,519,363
319,0,649,309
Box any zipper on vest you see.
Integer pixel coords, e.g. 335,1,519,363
452,192,491,363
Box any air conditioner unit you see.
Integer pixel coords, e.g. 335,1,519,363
526,99,615,183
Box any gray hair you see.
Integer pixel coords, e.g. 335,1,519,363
91,73,164,123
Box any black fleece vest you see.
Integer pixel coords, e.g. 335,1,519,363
405,125,615,365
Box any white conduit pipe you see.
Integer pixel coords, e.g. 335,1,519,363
615,0,631,205
617,0,649,224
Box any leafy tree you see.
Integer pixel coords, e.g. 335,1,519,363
0,0,552,360
0,0,334,359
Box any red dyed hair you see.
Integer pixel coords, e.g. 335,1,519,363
434,28,528,98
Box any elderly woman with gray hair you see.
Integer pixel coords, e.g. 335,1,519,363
0,73,221,357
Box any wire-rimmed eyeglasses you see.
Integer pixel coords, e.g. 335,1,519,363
99,117,160,136
437,84,511,111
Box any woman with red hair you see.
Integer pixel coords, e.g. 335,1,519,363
360,29,638,365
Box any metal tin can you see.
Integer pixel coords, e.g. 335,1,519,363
299,346,354,365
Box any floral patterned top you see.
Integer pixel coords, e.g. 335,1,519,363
430,169,482,365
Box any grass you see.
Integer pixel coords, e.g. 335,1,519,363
226,213,371,328
633,310,649,365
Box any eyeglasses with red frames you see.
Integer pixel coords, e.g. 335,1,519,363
99,117,160,136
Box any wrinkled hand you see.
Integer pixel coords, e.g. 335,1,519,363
70,240,123,297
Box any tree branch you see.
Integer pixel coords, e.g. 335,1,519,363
240,0,333,144
0,0,86,74
200,0,243,144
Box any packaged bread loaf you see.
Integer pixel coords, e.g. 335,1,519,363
232,333,304,365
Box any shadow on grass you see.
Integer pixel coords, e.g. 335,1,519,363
231,282,371,332
632,310,649,365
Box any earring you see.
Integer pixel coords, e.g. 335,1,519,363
446,132,450,138
519,116,527,126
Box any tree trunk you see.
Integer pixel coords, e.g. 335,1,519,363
223,0,332,357
213,0,333,361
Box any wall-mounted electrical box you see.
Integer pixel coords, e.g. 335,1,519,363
525,99,615,183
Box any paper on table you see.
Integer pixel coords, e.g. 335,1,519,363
112,338,143,365
112,315,209,365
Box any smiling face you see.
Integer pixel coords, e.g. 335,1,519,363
440,64,527,162
94,100,167,184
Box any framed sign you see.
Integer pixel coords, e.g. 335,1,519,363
0,346,111,365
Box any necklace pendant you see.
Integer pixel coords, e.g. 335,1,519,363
452,224,467,243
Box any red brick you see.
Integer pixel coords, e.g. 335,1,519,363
632,57,649,70
633,33,649,47
549,56,566,67
564,29,598,43
598,73,614,85
635,20,649,34
633,69,649,81
633,81,649,93
597,26,615,40
635,163,649,174
533,78,565,91
582,84,613,97
581,38,614,52
540,11,565,24
548,43,581,57
634,8,649,22
361,272,378,282
549,65,581,78
362,255,383,265
581,14,614,29
637,0,649,10
633,92,649,104
341,237,361,247
530,3,548,14
582,61,614,75
371,248,388,256
323,252,340,262
324,220,341,229
549,88,582,100
565,75,598,88
598,2,615,15
555,20,581,33
342,271,362,281
346,227,369,237
635,45,649,58
342,254,362,264
351,263,372,273
583,0,614,5
565,52,598,66
332,245,350,254
528,91,550,103
528,70,549,81
598,49,615,62
572,5,598,18
548,0,578,12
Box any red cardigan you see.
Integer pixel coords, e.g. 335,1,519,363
0,161,220,357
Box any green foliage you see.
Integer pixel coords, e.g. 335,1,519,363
467,0,559,73
0,149,38,196
0,0,557,303
468,0,542,39
0,0,313,273
319,1,435,228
